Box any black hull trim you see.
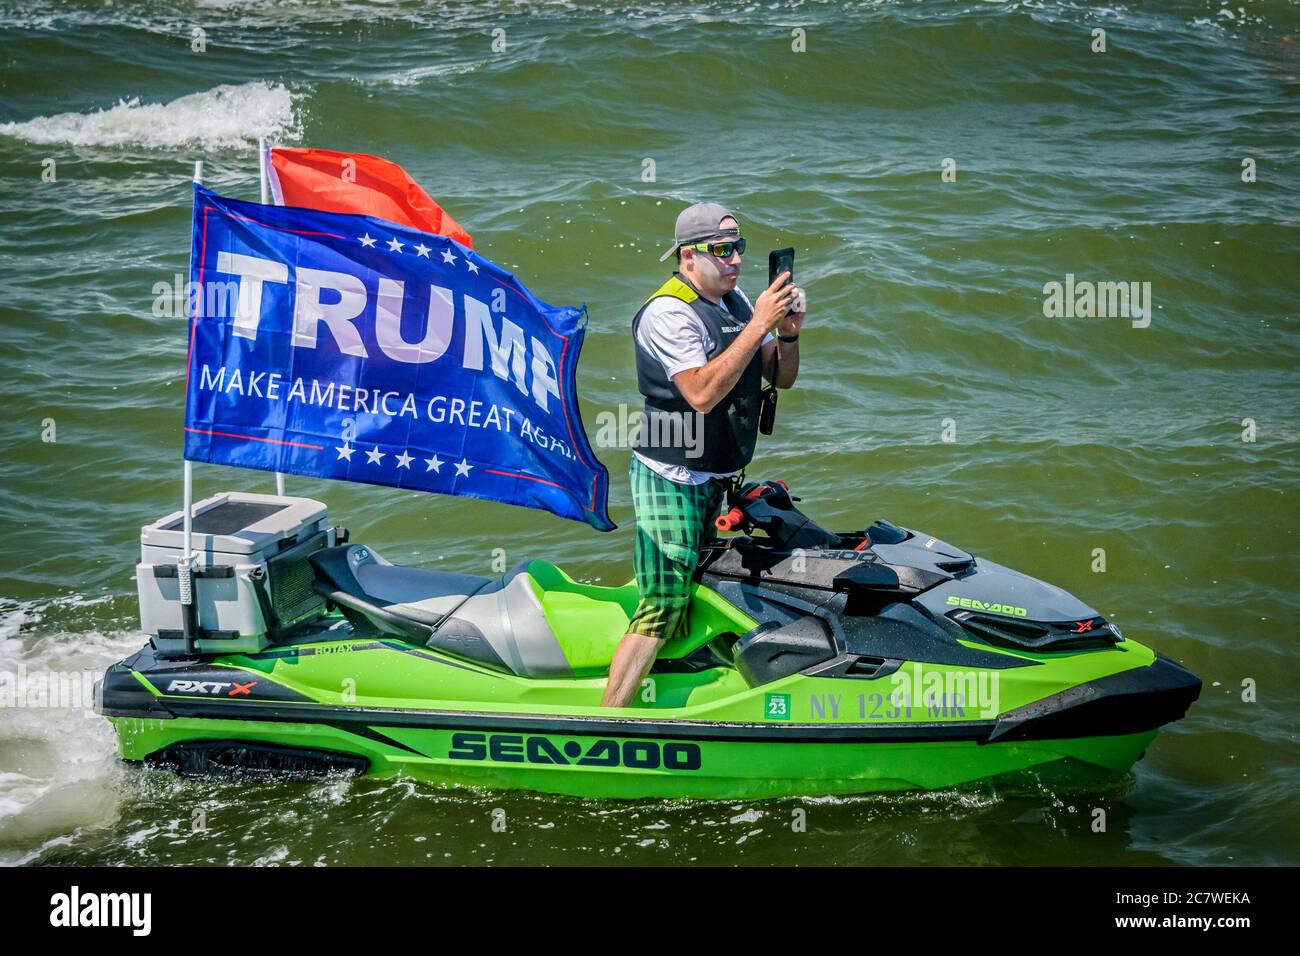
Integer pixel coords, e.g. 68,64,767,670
100,640,1201,745
148,697,998,744
988,652,1201,743
145,740,370,779
101,655,1201,747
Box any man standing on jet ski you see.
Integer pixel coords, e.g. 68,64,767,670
602,203,806,707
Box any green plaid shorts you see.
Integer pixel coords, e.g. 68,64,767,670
627,455,728,641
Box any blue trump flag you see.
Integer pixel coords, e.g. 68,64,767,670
183,184,614,531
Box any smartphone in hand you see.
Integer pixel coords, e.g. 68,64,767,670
768,247,795,286
768,247,795,313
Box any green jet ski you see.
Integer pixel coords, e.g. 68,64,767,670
96,480,1200,799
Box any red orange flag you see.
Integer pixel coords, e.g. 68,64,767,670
267,146,473,248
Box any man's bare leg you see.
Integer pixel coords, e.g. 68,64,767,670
601,632,665,707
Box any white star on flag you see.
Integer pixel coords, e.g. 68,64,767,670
387,237,405,253
424,454,443,473
366,447,385,465
335,442,355,461
465,260,479,274
359,234,377,248
395,450,414,469
454,459,473,477
441,249,458,265
414,243,431,258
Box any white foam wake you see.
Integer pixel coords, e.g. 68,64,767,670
0,81,303,151
0,597,146,864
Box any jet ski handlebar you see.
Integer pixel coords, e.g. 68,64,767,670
714,480,842,551
714,507,745,532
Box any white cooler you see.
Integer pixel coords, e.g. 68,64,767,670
137,492,335,657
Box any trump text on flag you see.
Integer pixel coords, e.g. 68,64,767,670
183,185,613,530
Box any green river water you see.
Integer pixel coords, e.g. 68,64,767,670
0,0,1296,865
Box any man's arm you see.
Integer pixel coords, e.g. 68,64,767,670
673,274,795,413
761,283,805,388
762,336,800,388
673,323,768,414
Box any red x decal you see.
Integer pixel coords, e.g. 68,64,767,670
228,681,256,696
1073,620,1094,633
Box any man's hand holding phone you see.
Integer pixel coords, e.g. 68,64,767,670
753,271,797,335
780,284,806,338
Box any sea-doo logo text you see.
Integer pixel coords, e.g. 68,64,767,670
448,733,702,771
946,596,1028,617
165,679,250,696
50,885,151,936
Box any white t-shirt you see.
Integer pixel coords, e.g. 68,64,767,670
633,287,773,485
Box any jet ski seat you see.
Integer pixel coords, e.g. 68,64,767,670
310,546,757,678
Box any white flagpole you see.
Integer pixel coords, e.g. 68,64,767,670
258,137,269,205
180,159,203,655
259,136,287,498
185,159,202,565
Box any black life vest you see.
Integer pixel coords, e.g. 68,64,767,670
631,272,762,473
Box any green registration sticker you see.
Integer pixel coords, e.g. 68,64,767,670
764,693,791,721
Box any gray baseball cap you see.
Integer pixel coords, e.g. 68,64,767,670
659,202,740,262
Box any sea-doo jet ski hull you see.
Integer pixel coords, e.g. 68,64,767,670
98,484,1200,798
